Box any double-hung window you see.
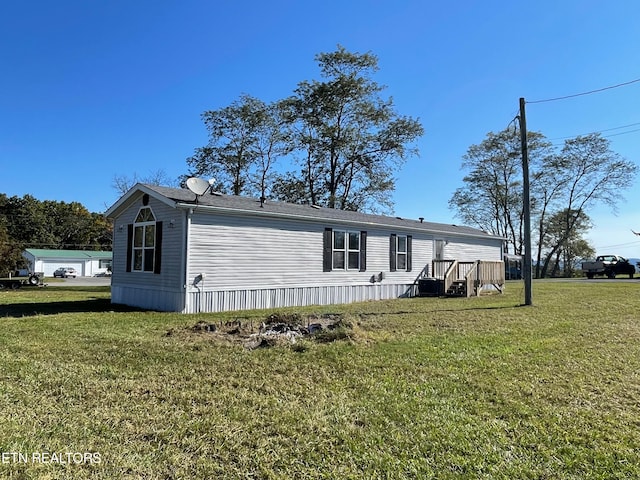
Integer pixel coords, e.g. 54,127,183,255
390,234,412,272
323,228,367,272
333,231,361,270
396,235,408,270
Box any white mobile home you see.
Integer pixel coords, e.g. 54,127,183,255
105,184,505,313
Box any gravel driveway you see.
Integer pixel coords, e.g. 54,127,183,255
47,276,112,287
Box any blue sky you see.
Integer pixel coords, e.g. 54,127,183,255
2,1,639,256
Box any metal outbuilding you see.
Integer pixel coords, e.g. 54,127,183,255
23,249,112,277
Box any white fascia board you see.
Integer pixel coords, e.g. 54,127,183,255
105,184,178,218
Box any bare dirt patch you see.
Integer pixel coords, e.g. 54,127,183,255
168,312,353,349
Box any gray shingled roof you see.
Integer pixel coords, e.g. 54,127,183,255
143,184,499,239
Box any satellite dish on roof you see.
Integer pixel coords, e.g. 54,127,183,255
186,177,211,196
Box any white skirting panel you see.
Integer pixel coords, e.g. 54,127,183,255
185,283,414,314
111,285,184,312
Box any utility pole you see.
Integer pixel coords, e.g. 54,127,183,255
519,97,533,306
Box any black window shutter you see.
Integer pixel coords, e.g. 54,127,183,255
323,228,332,272
154,221,163,274
359,231,367,272
126,224,133,272
389,234,397,272
407,235,413,272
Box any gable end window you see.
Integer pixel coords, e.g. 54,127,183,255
323,228,366,272
390,234,412,272
126,207,163,274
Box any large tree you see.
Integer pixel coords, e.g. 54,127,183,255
284,46,423,212
541,209,593,277
186,94,293,198
531,153,568,278
448,128,553,254
538,133,637,277
184,46,424,214
450,130,637,277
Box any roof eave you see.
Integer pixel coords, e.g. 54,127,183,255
104,183,178,218
174,202,503,241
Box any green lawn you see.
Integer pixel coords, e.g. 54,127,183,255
0,282,639,479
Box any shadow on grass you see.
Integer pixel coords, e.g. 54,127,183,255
356,303,522,318
431,303,526,313
0,298,143,318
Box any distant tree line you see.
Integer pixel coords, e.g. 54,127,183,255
0,194,112,274
449,130,637,278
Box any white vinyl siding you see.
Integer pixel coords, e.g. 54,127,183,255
187,213,326,291
444,236,503,261
185,213,440,291
111,196,184,290
108,188,504,313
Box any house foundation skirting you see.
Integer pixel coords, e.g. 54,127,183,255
111,284,185,312
112,283,416,313
185,283,414,314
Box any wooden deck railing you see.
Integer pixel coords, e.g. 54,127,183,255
442,260,457,296
409,263,432,296
476,260,505,286
464,262,478,298
432,259,505,297
432,259,454,279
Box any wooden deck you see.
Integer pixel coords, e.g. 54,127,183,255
415,259,505,298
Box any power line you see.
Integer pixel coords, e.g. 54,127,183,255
549,121,640,141
604,127,640,138
505,114,519,136
527,77,640,104
593,240,640,250
550,127,640,147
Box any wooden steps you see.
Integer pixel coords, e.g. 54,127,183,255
445,279,467,297
414,260,505,299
